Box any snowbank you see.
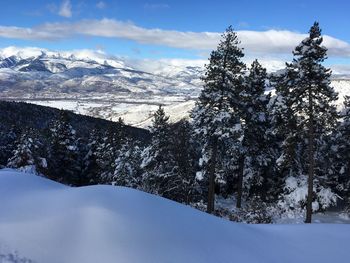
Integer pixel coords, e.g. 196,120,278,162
0,169,349,263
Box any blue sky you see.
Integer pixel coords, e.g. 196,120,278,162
0,0,349,71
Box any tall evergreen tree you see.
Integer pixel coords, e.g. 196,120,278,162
191,26,246,213
113,139,143,188
0,125,18,167
270,59,304,206
49,111,81,185
330,96,350,206
96,119,126,183
141,106,177,198
237,60,273,204
170,119,199,204
82,129,100,185
276,22,338,222
339,96,350,195
95,130,115,182
7,128,47,174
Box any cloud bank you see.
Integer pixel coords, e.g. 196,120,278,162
1,46,350,75
0,18,349,58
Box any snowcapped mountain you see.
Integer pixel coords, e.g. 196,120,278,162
0,47,202,127
0,46,349,128
0,47,201,98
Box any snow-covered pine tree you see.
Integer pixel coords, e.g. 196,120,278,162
238,60,273,203
330,96,350,207
49,111,81,185
7,128,47,174
114,117,126,145
96,135,116,183
141,106,177,198
7,132,34,169
276,22,338,222
96,120,126,183
82,129,100,185
339,97,350,195
269,61,304,204
0,125,17,167
191,26,245,213
113,139,142,188
170,119,199,204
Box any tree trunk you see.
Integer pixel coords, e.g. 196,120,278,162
207,137,218,214
236,154,245,208
306,89,315,224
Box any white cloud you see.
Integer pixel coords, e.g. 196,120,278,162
0,18,350,59
331,64,350,75
1,46,350,75
125,58,206,73
59,0,72,18
96,1,106,9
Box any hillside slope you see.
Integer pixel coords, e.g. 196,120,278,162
0,101,149,140
0,169,349,263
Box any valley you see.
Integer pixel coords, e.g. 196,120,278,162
1,47,350,128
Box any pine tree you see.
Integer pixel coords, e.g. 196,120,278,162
7,128,47,174
330,96,350,207
113,139,142,188
82,129,100,185
270,60,304,205
191,26,245,213
114,117,127,145
238,60,273,203
276,22,338,222
170,119,199,204
141,106,176,197
96,133,117,183
0,126,18,167
49,111,81,185
96,120,126,183
339,97,350,195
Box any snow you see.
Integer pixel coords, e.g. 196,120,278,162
0,169,350,263
277,175,337,220
331,79,350,107
12,77,348,129
19,99,195,128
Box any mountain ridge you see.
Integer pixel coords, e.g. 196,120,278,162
0,46,349,128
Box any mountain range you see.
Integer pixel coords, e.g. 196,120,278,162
0,47,349,128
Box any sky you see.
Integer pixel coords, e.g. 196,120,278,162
0,0,349,72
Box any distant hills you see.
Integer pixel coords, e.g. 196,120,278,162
0,47,349,128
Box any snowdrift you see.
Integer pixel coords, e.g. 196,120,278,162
0,169,349,263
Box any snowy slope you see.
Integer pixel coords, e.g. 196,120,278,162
0,169,349,263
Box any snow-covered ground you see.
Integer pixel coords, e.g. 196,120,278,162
17,78,350,128
0,169,350,263
19,99,195,128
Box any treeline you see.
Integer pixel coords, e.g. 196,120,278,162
0,106,147,185
1,22,350,223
